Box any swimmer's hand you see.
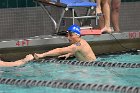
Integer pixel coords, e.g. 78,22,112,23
23,54,34,63
58,53,71,60
34,53,43,60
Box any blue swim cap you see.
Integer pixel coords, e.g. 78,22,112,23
67,24,80,36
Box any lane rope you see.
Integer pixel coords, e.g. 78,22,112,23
0,78,139,93
33,59,140,68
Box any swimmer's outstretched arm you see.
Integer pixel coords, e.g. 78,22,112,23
34,45,76,60
0,54,34,67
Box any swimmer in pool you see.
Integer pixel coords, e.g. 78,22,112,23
34,24,96,62
0,54,34,67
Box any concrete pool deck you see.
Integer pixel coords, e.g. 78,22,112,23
0,31,140,61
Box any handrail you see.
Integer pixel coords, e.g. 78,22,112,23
35,0,67,8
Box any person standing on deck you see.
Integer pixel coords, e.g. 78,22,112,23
95,0,121,33
95,0,112,33
34,24,96,62
110,0,121,32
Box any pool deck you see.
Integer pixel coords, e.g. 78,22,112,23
0,31,140,61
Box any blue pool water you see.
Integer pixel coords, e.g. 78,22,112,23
0,52,140,93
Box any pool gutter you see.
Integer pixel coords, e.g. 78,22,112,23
0,31,140,61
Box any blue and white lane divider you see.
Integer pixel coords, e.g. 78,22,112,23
0,78,139,93
33,59,140,68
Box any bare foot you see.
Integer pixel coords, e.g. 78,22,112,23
101,26,112,34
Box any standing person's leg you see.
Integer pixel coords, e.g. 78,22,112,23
101,0,111,33
111,0,121,32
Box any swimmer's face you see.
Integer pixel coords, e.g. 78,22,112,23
66,31,77,43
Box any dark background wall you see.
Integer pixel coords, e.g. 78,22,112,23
0,0,139,8
0,0,140,40
0,0,36,8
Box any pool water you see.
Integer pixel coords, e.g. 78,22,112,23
0,52,140,93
